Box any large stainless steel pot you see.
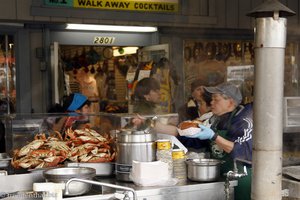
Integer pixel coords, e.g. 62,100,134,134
43,167,96,196
116,129,156,182
186,159,223,182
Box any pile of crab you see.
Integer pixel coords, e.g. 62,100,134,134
11,127,115,169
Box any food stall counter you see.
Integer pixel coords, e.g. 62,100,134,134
63,177,238,200
0,173,237,200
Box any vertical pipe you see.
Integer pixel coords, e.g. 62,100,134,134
252,15,286,199
4,35,10,114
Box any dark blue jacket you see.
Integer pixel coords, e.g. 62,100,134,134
212,103,253,162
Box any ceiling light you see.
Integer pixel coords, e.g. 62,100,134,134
0,23,23,27
113,47,139,57
66,24,157,32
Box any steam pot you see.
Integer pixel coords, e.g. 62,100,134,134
116,129,156,181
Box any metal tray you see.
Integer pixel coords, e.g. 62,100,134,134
65,162,115,176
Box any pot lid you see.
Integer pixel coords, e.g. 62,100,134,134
117,129,156,143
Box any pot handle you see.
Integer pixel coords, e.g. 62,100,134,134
65,178,138,200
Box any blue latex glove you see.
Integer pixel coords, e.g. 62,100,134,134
187,125,215,140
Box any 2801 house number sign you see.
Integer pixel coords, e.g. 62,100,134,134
93,37,115,44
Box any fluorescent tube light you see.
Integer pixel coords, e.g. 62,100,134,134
66,24,157,32
0,23,23,27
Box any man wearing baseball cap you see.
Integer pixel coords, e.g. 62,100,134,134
187,82,253,200
63,93,90,112
58,93,91,133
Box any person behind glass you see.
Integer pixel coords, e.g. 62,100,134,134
132,77,162,115
51,93,91,133
62,93,91,114
177,79,213,150
187,82,253,200
178,79,213,123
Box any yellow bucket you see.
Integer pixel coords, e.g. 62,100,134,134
172,149,185,160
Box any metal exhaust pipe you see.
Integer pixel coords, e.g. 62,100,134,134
247,1,295,199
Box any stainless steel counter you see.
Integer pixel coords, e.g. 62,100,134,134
65,177,238,200
0,173,237,200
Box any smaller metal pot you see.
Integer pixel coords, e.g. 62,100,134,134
43,167,96,196
65,162,115,176
186,159,223,182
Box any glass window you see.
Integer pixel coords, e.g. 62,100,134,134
0,35,15,114
183,40,300,104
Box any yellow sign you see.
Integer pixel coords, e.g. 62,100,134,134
45,0,179,12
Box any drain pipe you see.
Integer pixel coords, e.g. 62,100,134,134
247,1,295,199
